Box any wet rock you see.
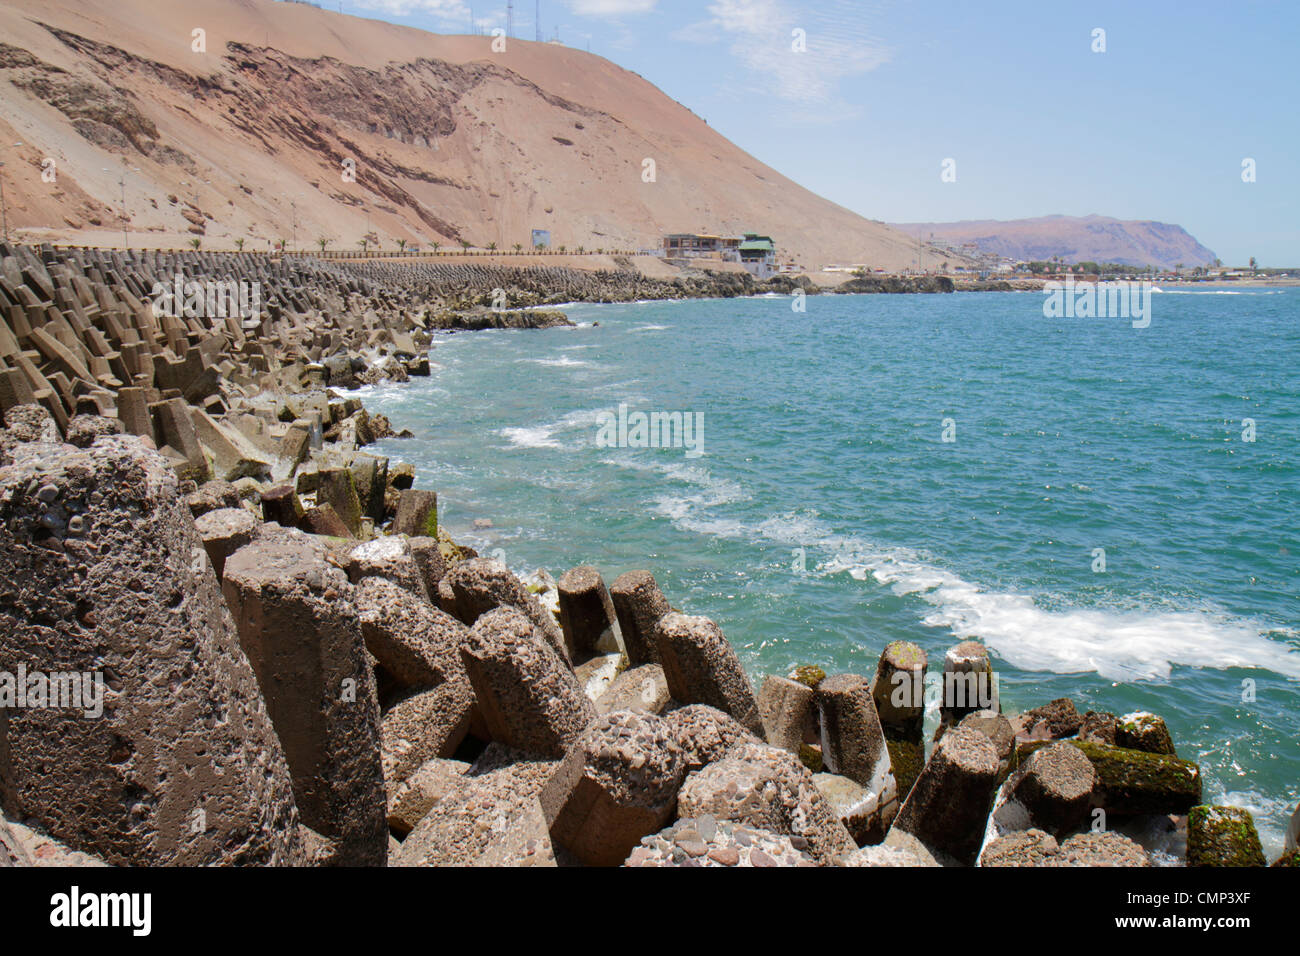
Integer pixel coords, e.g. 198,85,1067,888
1079,710,1118,746
1022,740,1202,816
1186,805,1267,867
1116,711,1177,756
892,724,1000,866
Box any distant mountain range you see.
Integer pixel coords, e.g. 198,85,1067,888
888,215,1218,270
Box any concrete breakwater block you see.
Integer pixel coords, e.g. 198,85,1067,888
609,570,671,666
653,612,763,736
892,724,1000,866
993,741,1097,837
0,436,304,866
557,565,619,660
757,674,814,755
1019,739,1202,816
815,673,894,795
676,742,856,865
541,711,687,866
442,557,568,663
221,531,387,866
666,703,761,774
1186,805,1267,867
459,607,594,758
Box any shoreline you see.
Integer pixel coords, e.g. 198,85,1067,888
0,242,1295,868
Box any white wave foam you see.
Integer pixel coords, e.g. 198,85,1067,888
1151,288,1286,295
629,324,669,332
499,426,562,449
637,481,1300,682
498,408,607,449
516,355,590,367
818,543,1300,682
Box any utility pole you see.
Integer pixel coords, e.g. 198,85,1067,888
507,0,514,39
536,0,541,41
291,200,297,252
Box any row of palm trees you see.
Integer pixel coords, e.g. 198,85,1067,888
183,235,634,256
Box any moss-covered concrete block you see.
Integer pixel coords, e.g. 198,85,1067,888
1187,805,1266,867
1021,739,1201,815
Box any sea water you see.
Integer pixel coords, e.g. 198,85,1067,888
358,288,1299,853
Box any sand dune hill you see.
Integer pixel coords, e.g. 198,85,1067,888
0,0,943,271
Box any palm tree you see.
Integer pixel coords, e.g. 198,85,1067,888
558,245,567,254
431,241,441,254
487,241,498,251
1174,262,1183,276
513,243,523,254
275,239,286,253
235,238,246,252
190,238,202,250
318,237,331,253
358,237,369,254
396,238,407,254
460,240,471,252
1249,256,1258,271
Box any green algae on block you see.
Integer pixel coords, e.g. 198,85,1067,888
1020,739,1202,815
884,736,925,800
1187,805,1267,867
792,665,826,689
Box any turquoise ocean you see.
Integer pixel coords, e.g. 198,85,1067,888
355,287,1298,855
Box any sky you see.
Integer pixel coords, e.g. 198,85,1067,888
324,0,1298,265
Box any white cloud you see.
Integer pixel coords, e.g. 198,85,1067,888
347,0,473,23
566,0,658,15
700,0,890,103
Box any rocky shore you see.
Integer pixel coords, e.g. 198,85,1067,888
0,243,1293,868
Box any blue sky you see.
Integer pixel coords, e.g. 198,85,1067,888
332,0,1299,265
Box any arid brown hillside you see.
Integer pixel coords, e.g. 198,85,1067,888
890,214,1218,270
0,0,945,271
